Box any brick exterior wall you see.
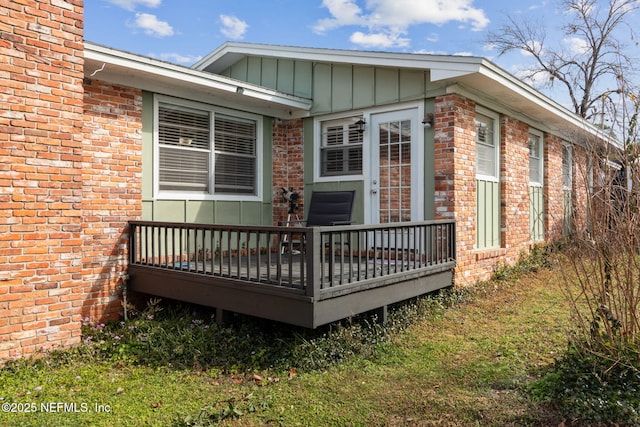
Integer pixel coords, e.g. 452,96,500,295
500,116,530,258
544,134,565,239
272,118,304,225
433,94,576,284
0,0,86,360
0,1,143,361
82,79,142,322
433,94,487,284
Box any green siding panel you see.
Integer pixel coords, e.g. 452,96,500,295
221,58,432,112
353,66,375,108
229,57,248,81
400,69,425,101
142,201,153,221
375,68,399,105
261,58,278,89
294,61,313,99
276,59,295,94
313,63,332,113
142,91,154,200
186,201,214,224
215,201,241,224
331,64,353,111
529,186,545,241
155,201,186,222
246,56,262,86
423,100,435,220
563,190,573,236
476,180,499,249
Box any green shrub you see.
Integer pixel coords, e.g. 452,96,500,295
530,346,640,424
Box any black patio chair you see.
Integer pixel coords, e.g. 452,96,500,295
280,190,355,253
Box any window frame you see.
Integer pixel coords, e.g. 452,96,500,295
314,113,366,182
562,142,573,191
153,95,263,201
475,108,500,182
529,128,544,186
475,106,501,249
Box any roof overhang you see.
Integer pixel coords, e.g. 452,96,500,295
83,42,312,119
195,42,613,146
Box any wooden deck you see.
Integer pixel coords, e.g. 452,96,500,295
127,220,456,328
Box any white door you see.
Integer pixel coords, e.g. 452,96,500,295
369,108,422,226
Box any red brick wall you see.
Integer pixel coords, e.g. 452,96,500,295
272,118,304,225
0,0,85,359
434,94,576,284
544,134,565,239
81,79,142,322
500,116,530,258
433,94,485,284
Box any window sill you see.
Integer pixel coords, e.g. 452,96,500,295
474,248,506,261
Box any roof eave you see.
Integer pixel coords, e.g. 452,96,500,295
83,42,312,119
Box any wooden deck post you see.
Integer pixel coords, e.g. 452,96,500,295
371,305,388,324
305,228,320,299
215,308,232,326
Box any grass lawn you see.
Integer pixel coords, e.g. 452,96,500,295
0,263,570,426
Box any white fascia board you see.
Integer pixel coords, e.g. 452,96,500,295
84,42,312,115
195,42,485,76
477,59,609,142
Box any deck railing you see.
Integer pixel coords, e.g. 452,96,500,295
129,220,456,300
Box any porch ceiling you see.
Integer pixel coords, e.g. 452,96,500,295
84,42,312,120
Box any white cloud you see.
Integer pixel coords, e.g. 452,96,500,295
313,0,365,33
426,33,439,43
350,31,410,48
314,0,489,48
564,36,589,55
366,0,489,31
132,13,174,37
152,52,203,65
103,0,162,11
219,14,249,40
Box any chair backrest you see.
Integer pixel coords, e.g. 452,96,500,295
305,190,356,227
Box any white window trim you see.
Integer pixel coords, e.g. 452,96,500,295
314,112,367,183
153,94,263,202
529,128,544,187
475,106,500,182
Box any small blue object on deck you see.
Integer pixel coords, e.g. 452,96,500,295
174,262,190,268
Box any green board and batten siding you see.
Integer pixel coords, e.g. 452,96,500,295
221,56,431,114
476,179,500,249
142,57,438,226
141,91,274,225
223,56,436,223
529,186,545,241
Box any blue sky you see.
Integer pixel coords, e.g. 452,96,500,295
85,0,556,65
84,0,638,108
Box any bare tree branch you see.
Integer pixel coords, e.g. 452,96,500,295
486,0,638,122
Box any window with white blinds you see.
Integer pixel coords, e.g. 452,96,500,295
320,118,363,176
156,99,259,198
214,115,256,194
562,144,572,190
475,113,498,179
529,131,543,185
